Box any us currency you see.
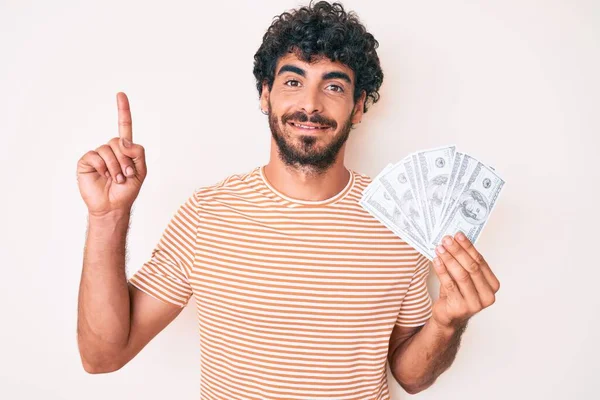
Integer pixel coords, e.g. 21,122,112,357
438,152,463,221
409,154,433,242
437,154,479,231
360,180,435,260
378,157,428,243
415,145,456,235
431,161,505,247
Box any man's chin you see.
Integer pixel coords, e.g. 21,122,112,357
289,148,328,161
276,141,330,164
294,138,333,152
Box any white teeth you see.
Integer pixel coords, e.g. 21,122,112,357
292,123,325,129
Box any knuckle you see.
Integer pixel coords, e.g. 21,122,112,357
444,280,457,292
95,158,107,169
109,141,124,156
467,261,480,273
106,159,121,171
475,253,485,264
80,152,96,165
492,280,500,293
456,271,471,283
95,144,109,152
476,298,484,310
482,295,496,307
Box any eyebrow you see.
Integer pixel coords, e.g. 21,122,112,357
322,71,352,84
277,64,352,84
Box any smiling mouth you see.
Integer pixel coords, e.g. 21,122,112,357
288,122,331,131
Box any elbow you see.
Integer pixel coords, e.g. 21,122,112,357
79,351,124,374
393,371,431,395
77,339,126,374
82,362,104,374
402,383,424,395
82,359,123,374
400,378,434,395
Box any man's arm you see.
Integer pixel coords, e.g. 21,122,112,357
389,318,468,394
76,212,184,373
390,232,500,394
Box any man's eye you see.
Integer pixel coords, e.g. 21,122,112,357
285,80,301,87
328,84,343,92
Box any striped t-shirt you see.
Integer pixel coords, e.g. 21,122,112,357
127,165,433,400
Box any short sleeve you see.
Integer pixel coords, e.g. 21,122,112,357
395,254,433,327
127,190,199,308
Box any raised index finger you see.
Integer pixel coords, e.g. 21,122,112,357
116,92,133,141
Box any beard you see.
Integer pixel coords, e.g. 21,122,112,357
267,100,354,174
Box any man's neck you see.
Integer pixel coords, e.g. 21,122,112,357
263,157,350,202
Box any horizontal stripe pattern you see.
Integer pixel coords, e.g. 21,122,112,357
128,165,433,399
128,192,198,307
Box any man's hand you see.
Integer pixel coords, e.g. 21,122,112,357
76,92,148,218
431,231,500,331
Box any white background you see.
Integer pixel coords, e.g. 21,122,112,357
1,0,598,399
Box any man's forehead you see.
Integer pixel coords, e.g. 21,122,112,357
274,52,355,82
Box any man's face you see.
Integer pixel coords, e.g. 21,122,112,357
261,52,365,173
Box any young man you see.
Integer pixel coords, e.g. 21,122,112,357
76,1,500,399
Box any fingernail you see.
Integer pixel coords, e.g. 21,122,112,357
443,236,453,245
121,138,131,148
125,166,134,177
457,231,466,241
436,245,446,254
117,173,124,183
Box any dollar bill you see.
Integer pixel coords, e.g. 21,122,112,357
431,161,505,246
438,152,463,221
378,157,428,243
436,154,479,231
409,154,433,242
359,147,504,261
415,145,456,235
360,181,436,260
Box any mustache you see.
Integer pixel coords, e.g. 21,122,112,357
281,111,337,129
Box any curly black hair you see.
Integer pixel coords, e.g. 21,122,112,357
253,0,384,113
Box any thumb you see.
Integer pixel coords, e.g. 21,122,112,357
120,137,147,178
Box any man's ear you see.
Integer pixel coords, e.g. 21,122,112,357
351,90,367,124
260,81,270,113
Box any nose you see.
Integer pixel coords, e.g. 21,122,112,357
299,85,324,115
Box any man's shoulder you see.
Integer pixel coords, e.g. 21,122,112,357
353,169,373,181
192,166,260,202
351,169,374,191
211,166,259,189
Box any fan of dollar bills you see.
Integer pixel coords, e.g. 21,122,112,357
359,145,505,261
